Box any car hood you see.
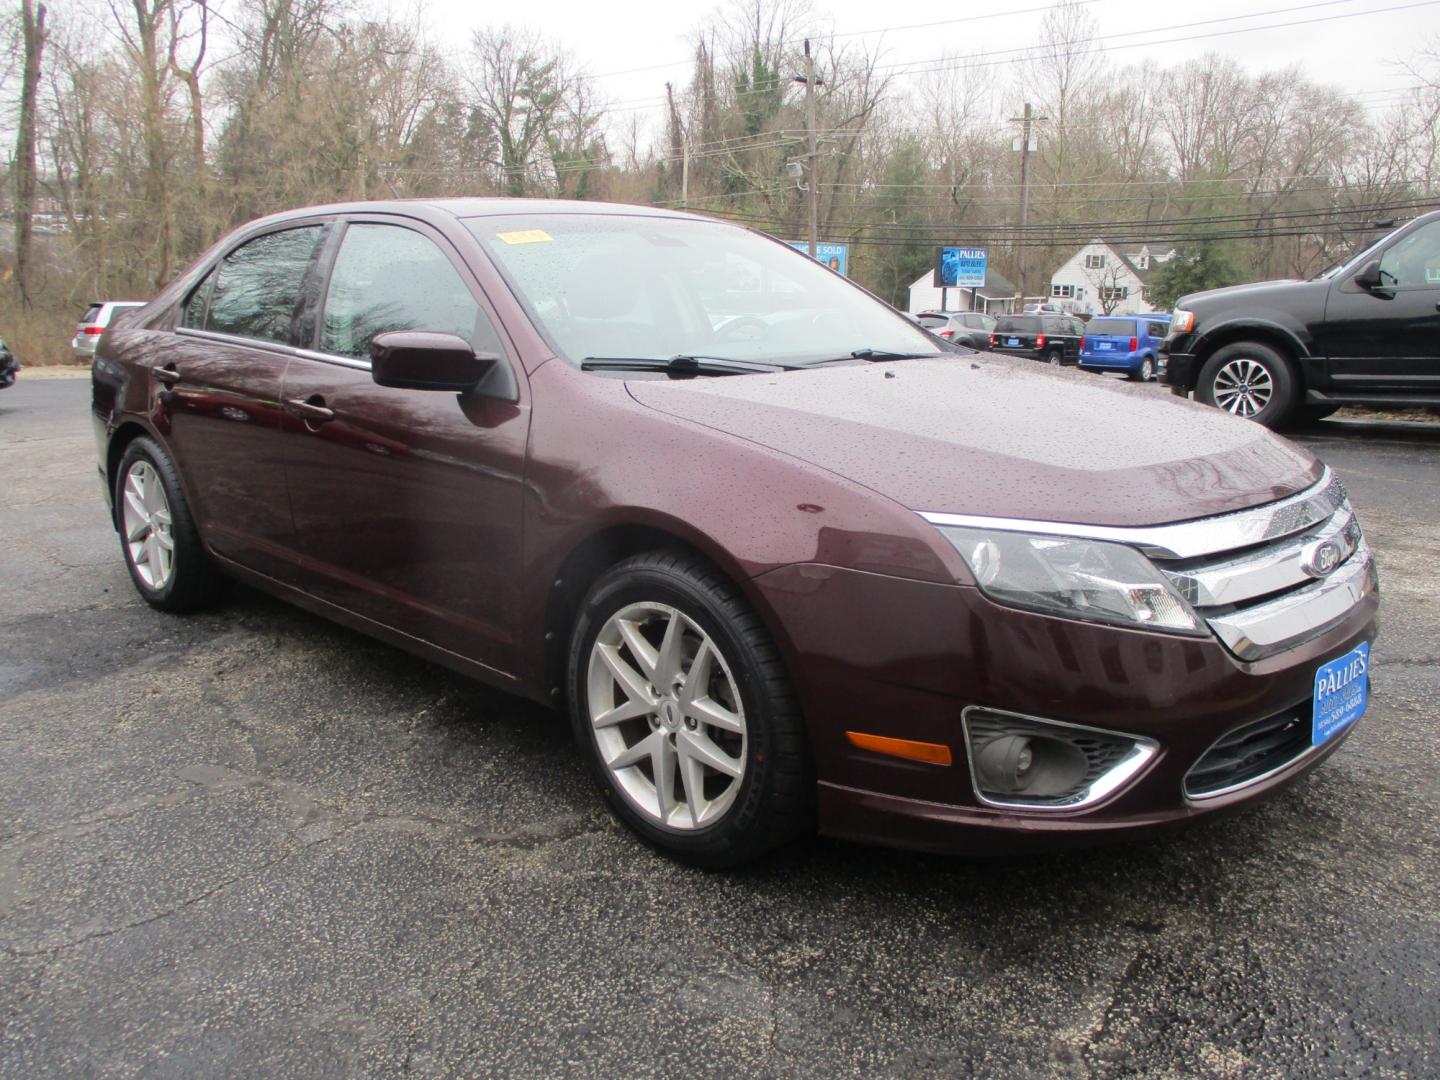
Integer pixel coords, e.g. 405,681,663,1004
1180,277,1325,311
625,357,1320,527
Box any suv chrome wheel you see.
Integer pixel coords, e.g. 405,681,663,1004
1211,357,1274,417
587,601,747,830
121,460,175,590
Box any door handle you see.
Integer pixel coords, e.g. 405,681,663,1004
154,364,181,386
284,397,336,424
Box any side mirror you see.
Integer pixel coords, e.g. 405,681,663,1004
370,331,496,392
1353,258,1384,290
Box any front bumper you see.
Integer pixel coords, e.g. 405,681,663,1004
751,560,1377,855
1159,335,1200,393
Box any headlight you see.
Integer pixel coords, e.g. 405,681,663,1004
1170,309,1196,333
937,526,1204,634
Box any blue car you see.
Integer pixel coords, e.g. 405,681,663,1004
1078,315,1170,381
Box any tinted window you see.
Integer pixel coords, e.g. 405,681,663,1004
320,224,501,359
206,227,322,343
994,316,1042,333
1086,318,1136,336
1146,322,1169,338
181,271,215,328
1377,220,1440,289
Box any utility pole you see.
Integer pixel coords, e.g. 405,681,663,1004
803,40,819,257
1009,102,1046,306
681,137,689,211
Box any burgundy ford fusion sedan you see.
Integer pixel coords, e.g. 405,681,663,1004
92,199,1378,866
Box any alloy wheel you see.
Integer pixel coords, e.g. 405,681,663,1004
586,602,747,830
121,460,175,590
1139,358,1154,381
1211,357,1274,417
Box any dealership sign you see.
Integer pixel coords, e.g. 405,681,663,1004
789,241,849,277
934,246,988,289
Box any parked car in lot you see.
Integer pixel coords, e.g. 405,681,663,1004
72,301,145,363
1079,314,1170,381
93,199,1377,866
1162,208,1440,427
988,313,1086,365
914,310,997,348
0,337,18,389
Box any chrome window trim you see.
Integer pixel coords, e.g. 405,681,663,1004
919,468,1342,560
175,326,298,359
292,347,372,371
960,706,1160,813
1205,544,1377,661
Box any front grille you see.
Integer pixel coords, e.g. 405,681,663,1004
1184,703,1312,798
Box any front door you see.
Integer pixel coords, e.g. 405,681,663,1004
1319,217,1440,390
160,223,328,581
280,220,529,677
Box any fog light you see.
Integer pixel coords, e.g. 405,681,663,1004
963,707,1159,811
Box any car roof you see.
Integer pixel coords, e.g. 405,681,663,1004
237,198,707,235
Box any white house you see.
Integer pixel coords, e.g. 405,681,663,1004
1047,240,1176,317
907,266,1031,314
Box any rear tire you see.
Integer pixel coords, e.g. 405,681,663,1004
566,550,812,867
1130,356,1155,382
115,436,223,612
1196,342,1298,428
1046,350,1063,367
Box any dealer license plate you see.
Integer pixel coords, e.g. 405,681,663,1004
1006,337,1020,346
1097,342,1112,350
1312,642,1369,746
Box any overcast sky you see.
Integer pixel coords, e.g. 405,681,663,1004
418,0,1440,137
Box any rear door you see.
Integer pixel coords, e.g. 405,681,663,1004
1319,217,1440,388
280,218,530,676
161,222,329,580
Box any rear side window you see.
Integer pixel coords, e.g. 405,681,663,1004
994,316,1041,333
205,226,323,344
319,223,501,360
1146,322,1168,338
81,305,102,323
916,314,948,330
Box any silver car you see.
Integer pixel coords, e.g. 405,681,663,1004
72,301,145,362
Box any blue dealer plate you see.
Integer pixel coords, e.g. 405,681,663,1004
1006,337,1020,346
1312,642,1369,746
1096,342,1113,350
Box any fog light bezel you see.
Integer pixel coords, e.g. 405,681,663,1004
961,706,1160,812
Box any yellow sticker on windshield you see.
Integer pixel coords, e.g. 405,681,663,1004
497,229,553,245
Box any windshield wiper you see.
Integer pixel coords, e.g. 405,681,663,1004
580,354,793,376
807,347,945,364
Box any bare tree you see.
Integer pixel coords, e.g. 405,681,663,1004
13,0,49,307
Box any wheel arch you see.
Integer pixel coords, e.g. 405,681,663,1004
105,420,163,528
1192,322,1307,386
537,518,798,709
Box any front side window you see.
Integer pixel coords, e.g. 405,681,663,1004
1377,220,1440,289
466,214,935,367
320,224,500,359
206,226,323,344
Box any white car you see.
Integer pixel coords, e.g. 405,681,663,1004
72,301,145,362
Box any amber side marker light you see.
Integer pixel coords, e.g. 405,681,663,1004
845,731,953,766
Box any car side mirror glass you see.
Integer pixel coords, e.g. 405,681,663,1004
370,331,496,392
1353,258,1384,290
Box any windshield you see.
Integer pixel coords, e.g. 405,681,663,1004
466,214,937,366
1313,230,1392,281
1086,318,1136,335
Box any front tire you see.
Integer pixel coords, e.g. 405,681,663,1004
566,551,811,867
1196,342,1297,428
115,436,223,612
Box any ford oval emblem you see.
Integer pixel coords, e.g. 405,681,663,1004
1302,539,1343,578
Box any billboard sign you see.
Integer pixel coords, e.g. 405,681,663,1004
789,241,849,277
934,246,988,289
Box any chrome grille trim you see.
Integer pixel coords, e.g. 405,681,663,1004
918,468,1343,560
1161,508,1361,608
1205,544,1377,661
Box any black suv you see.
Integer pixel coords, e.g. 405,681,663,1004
1161,209,1440,427
988,313,1086,365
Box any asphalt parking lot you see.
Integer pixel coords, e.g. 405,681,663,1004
2,375,1437,1078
